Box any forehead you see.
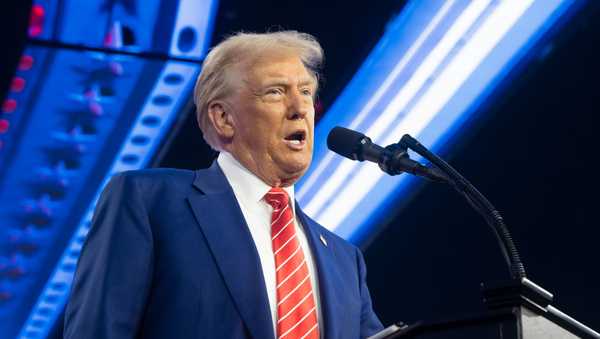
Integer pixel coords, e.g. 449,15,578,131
242,53,317,86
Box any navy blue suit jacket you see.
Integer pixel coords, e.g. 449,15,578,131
64,162,383,338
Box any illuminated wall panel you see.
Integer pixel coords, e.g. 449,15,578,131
0,1,217,338
297,0,580,243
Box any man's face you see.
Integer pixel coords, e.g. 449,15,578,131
225,53,317,186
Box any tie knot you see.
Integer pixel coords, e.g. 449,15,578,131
264,187,289,210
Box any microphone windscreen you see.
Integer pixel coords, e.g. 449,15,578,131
327,126,366,160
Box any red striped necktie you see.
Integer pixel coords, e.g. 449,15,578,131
265,187,320,339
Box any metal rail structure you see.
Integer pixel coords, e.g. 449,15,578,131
0,1,218,337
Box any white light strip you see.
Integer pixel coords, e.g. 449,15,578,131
317,0,534,230
303,0,491,217
169,0,217,58
298,0,456,201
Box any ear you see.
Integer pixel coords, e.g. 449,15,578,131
207,100,235,140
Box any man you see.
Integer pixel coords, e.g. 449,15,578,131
64,31,383,339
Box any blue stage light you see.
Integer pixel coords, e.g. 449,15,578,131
297,0,580,244
5,1,219,337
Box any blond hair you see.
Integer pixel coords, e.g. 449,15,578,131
193,31,324,150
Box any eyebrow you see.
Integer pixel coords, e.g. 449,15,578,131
262,77,317,87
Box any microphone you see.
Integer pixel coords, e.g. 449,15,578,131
327,126,448,182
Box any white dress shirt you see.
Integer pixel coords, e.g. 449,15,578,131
217,152,322,338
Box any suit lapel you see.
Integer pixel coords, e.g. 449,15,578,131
187,163,274,339
296,205,341,339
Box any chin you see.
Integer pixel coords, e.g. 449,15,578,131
281,158,311,178
272,149,312,178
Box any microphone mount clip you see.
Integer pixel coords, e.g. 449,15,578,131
379,142,410,176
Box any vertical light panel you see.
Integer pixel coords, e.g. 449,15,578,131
297,0,579,243
169,0,219,58
10,0,219,337
17,61,200,339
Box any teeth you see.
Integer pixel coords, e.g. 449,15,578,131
289,140,301,145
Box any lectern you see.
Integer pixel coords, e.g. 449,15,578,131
369,278,599,338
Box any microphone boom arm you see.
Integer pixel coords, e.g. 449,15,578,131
378,134,600,338
397,134,526,280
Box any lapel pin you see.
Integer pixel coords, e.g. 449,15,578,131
319,234,327,247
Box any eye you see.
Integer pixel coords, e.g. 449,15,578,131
265,87,284,96
300,87,313,96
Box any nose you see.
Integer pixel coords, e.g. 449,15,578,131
287,88,312,120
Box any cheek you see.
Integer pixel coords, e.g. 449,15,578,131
258,124,281,149
236,114,270,141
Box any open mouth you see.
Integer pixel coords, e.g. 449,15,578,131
285,131,306,145
284,130,307,148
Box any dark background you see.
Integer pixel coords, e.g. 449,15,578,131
3,0,599,336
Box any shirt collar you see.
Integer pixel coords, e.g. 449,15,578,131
217,152,295,211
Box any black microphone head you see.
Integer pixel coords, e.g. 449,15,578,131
327,126,368,161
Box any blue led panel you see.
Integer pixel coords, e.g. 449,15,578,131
0,1,218,338
0,45,200,339
297,0,580,244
